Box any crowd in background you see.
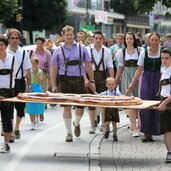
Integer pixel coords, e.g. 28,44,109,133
0,26,171,163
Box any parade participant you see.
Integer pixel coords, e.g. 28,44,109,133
51,25,95,142
115,32,141,137
110,33,124,77
100,77,121,141
30,36,52,120
77,32,85,44
0,36,17,153
86,30,114,134
6,28,32,141
142,33,151,49
127,33,161,141
26,57,44,130
163,33,171,48
158,48,171,163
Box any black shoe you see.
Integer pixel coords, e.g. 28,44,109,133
14,130,20,139
9,135,15,143
104,131,110,139
165,152,171,163
95,120,97,127
0,144,10,153
113,134,118,141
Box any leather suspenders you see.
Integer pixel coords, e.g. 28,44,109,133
90,48,105,71
60,44,82,76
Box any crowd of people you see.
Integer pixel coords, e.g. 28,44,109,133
0,26,171,163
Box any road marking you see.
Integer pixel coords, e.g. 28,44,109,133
2,115,91,171
2,123,63,171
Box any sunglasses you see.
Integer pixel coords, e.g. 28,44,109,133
10,37,19,40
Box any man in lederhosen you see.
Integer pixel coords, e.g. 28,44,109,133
0,36,17,153
6,28,32,141
51,25,95,142
86,30,114,134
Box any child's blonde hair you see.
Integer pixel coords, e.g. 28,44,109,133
106,77,115,84
31,56,39,64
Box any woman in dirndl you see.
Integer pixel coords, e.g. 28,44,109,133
115,32,143,137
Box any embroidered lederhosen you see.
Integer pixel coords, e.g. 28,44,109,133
0,56,15,98
15,50,26,95
90,47,108,82
123,48,139,67
104,91,119,122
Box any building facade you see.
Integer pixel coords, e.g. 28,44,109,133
66,0,152,38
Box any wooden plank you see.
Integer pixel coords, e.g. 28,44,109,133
2,97,160,109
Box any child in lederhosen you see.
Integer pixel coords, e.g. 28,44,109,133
158,48,171,163
100,77,122,141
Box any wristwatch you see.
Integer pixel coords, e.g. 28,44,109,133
90,80,95,83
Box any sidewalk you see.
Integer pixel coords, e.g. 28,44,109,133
98,122,171,171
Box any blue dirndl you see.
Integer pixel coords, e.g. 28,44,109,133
26,83,45,115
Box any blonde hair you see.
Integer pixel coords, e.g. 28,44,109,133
6,28,21,39
31,56,39,64
77,32,85,37
61,25,74,36
106,77,115,84
116,33,124,39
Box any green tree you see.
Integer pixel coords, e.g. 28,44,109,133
0,0,18,23
133,0,171,14
110,0,139,16
3,0,67,42
110,0,171,15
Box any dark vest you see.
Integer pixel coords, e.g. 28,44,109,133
144,48,161,71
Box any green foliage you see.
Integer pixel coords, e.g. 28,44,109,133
110,0,171,16
133,0,171,14
110,0,139,16
0,0,18,22
3,0,67,31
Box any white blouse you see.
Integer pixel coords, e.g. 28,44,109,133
137,48,161,66
160,65,171,97
116,47,142,67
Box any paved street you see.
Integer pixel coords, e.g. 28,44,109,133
0,105,171,171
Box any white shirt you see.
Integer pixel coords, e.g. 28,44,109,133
0,54,17,88
116,47,143,67
86,44,113,71
6,46,32,79
160,65,171,97
137,48,161,66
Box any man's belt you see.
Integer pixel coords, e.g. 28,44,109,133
124,60,138,67
160,78,171,86
67,60,80,66
0,69,12,75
